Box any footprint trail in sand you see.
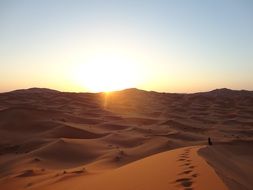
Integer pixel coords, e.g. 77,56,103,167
173,148,199,190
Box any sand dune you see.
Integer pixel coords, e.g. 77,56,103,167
0,88,252,190
2,146,228,190
199,140,253,190
31,138,107,169
47,124,107,139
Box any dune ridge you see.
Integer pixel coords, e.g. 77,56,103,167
0,88,252,190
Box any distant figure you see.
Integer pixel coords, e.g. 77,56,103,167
208,137,212,145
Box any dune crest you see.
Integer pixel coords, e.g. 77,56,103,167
20,146,228,190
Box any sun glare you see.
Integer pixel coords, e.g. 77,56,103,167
72,54,140,92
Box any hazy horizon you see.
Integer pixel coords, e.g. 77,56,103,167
1,86,252,94
1,0,253,93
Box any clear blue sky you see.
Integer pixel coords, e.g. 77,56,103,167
1,0,253,92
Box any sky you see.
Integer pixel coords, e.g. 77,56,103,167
0,0,253,93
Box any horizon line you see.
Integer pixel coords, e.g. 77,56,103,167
1,87,253,94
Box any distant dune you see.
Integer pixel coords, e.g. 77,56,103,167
0,88,252,190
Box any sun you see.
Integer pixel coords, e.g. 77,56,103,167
72,54,139,92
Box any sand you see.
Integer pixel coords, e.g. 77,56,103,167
199,140,253,190
0,87,252,190
19,146,227,190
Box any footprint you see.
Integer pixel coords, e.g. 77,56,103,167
175,178,193,187
173,177,189,182
179,170,192,175
179,155,188,158
181,163,190,166
178,158,186,161
26,183,33,187
192,173,198,178
180,156,189,159
188,166,195,169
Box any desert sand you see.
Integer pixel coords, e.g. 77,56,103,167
0,88,252,190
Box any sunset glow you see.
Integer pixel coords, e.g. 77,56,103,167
72,54,141,92
0,0,252,93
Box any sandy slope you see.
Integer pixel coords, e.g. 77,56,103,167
0,88,252,190
199,140,253,190
0,146,228,190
